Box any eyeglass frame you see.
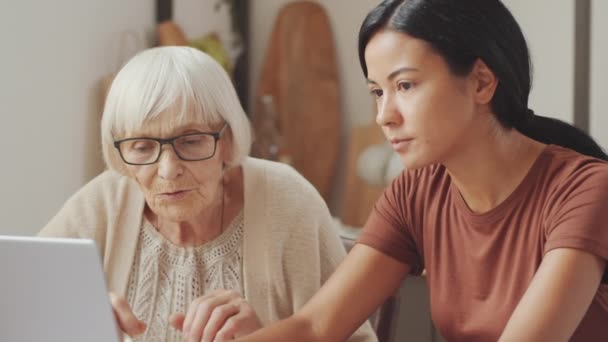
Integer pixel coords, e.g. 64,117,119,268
113,123,228,165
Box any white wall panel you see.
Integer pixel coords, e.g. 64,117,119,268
590,0,608,149
0,0,154,235
503,0,576,123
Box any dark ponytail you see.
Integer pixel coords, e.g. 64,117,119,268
358,0,607,160
519,110,607,160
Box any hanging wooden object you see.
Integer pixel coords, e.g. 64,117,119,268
255,1,341,202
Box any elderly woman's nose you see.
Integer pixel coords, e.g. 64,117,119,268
157,146,183,179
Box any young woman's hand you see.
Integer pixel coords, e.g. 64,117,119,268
109,292,146,338
170,289,262,342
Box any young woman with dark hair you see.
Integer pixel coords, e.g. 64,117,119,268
234,1,608,341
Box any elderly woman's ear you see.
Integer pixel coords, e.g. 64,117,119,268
220,125,235,167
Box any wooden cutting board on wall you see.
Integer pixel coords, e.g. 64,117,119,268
255,1,340,202
341,123,386,227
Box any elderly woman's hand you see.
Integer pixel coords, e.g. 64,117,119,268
170,289,262,342
109,292,146,338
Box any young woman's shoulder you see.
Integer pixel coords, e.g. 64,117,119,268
542,144,608,185
539,145,608,228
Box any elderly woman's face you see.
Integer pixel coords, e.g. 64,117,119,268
123,121,227,223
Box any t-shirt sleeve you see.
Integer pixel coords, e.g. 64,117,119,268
356,172,424,276
544,164,608,283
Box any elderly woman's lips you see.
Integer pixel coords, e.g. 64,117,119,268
159,190,191,200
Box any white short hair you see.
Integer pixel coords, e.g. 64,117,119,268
101,46,252,173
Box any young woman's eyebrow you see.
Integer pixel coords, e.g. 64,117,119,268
366,66,420,85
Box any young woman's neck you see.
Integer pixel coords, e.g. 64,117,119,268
444,118,546,214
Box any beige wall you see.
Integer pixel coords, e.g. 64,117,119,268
0,0,154,236
590,0,608,150
502,0,576,124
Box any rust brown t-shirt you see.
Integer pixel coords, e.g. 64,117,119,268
358,145,608,341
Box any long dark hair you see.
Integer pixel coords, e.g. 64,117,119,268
358,0,607,160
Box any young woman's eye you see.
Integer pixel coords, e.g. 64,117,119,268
370,88,383,98
398,82,414,91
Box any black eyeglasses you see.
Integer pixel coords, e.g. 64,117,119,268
113,124,228,165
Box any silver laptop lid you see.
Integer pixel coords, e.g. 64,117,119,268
0,235,120,342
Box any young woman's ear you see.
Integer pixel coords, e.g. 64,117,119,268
472,59,498,105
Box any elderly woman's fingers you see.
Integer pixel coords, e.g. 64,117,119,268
183,290,239,335
169,312,185,331
213,312,242,342
109,292,146,337
186,299,220,342
220,303,262,341
234,304,262,338
201,302,240,342
182,296,200,335
183,290,242,342
182,291,221,334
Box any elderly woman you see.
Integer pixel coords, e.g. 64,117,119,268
38,46,376,342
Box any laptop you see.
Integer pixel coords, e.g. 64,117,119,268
0,235,121,342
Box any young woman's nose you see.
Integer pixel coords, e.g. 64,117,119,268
376,94,403,127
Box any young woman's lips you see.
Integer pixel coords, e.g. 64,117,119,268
391,138,413,151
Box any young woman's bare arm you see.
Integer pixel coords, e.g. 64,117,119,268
236,244,411,341
499,248,605,341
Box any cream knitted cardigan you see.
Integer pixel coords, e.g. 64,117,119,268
39,157,376,341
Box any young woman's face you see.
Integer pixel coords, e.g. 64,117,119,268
122,119,228,223
365,29,480,170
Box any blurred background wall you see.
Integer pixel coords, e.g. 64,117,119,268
0,0,154,236
591,0,608,149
